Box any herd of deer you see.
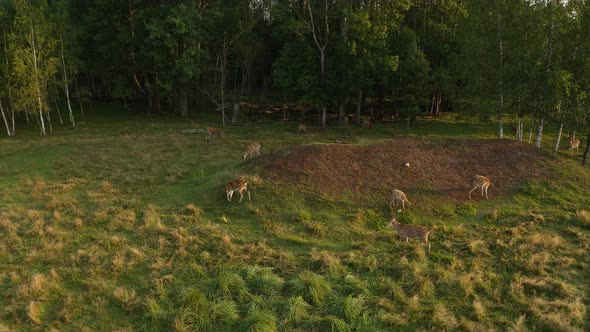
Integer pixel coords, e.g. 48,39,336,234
207,124,498,254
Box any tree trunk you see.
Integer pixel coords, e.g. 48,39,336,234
75,78,84,120
47,108,53,132
53,98,64,125
232,103,239,123
179,88,188,118
60,36,75,127
30,21,46,136
319,48,326,128
0,99,13,136
553,122,563,155
496,0,504,138
582,132,590,166
356,89,362,125
338,100,344,126
528,117,535,143
518,117,523,142
535,118,544,148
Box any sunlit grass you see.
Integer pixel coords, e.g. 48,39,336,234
0,105,589,330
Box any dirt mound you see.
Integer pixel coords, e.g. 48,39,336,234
261,139,553,203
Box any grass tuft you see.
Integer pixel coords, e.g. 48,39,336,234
290,270,333,305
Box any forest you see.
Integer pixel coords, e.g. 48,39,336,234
1,0,590,163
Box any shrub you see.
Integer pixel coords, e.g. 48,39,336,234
456,203,477,216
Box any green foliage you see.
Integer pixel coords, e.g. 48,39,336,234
455,202,477,216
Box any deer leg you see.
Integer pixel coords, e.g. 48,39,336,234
484,186,489,199
481,186,485,198
228,191,233,202
406,237,409,244
246,188,251,201
238,191,244,203
468,186,478,200
401,200,405,210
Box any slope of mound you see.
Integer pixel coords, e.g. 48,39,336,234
261,139,553,202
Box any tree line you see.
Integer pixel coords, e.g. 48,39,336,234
1,0,590,162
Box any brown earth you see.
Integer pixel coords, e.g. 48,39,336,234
260,139,554,203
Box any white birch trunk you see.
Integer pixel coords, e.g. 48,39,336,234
60,37,75,126
75,78,84,120
31,21,46,136
528,117,535,143
53,98,64,125
553,122,563,155
535,118,544,148
0,99,13,136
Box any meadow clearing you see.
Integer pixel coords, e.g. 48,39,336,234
1,104,589,331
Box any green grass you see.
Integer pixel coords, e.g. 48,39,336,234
1,104,589,331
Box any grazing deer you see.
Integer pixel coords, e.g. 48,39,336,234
225,178,251,203
206,127,224,142
569,136,580,156
243,142,261,159
469,175,491,200
390,189,411,210
386,217,431,253
362,118,373,129
298,123,309,134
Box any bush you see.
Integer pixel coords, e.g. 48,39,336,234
456,203,477,216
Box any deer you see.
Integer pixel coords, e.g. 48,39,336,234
390,189,411,210
385,217,431,253
206,127,224,142
468,175,491,200
511,125,518,139
225,178,251,203
362,118,373,129
298,123,309,134
569,136,580,156
243,142,261,159
399,161,410,176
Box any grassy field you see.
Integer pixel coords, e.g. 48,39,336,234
1,104,590,331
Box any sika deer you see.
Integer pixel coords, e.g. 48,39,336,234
362,118,372,129
469,175,491,200
390,189,411,210
569,136,580,156
386,217,431,253
243,143,261,159
298,123,309,134
206,127,224,142
225,178,251,203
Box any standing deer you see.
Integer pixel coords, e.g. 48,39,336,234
386,217,431,253
298,123,309,134
390,189,411,210
569,136,580,156
399,162,410,176
362,118,373,129
225,178,251,203
511,125,518,139
243,143,261,159
468,175,491,200
206,127,224,142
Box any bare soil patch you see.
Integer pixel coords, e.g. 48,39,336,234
261,139,553,203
